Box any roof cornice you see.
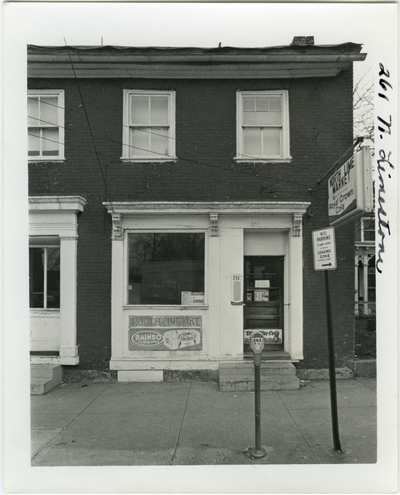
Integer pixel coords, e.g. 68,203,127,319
28,44,367,79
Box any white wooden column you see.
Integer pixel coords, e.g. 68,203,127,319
59,236,79,363
110,213,125,365
207,215,221,358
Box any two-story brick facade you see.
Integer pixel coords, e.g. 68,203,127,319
28,39,366,384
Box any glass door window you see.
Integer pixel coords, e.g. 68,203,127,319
244,256,284,352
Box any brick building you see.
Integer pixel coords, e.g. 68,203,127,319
28,38,367,388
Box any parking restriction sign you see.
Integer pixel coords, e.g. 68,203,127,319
312,227,337,271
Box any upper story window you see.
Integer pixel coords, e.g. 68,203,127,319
361,217,375,241
122,90,176,162
236,90,290,162
28,90,65,160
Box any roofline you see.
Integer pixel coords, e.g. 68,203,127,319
27,43,367,79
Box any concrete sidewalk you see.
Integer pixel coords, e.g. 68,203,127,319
31,377,376,466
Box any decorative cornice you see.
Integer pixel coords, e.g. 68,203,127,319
292,214,302,237
209,213,219,237
103,201,310,216
28,44,366,79
29,196,86,212
111,213,123,241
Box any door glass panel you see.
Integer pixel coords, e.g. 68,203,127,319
244,256,284,351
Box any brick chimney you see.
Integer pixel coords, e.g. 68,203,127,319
291,36,315,46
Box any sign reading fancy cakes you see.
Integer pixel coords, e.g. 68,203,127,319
129,316,202,351
328,147,373,227
244,329,282,345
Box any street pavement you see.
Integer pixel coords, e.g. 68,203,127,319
31,377,377,466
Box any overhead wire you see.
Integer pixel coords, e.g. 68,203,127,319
62,38,115,213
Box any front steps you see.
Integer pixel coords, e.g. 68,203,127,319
219,361,300,391
31,364,62,395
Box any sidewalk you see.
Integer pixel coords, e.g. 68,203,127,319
31,377,377,466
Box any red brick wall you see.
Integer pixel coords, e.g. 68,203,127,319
28,68,355,370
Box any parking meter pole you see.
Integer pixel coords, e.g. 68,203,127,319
254,358,262,452
324,270,342,453
248,333,266,459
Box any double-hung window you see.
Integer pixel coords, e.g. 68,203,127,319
361,217,375,241
122,90,176,161
29,237,60,309
236,90,290,162
28,90,65,160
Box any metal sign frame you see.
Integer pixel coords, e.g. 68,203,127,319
312,227,337,271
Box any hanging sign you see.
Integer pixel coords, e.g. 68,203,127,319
312,227,337,271
328,147,373,227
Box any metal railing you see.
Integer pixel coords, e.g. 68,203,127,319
355,303,376,359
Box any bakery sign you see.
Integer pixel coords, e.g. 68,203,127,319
128,315,202,351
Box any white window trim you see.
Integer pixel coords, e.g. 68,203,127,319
29,196,86,364
361,216,375,242
235,90,291,163
29,240,61,311
28,89,65,161
121,90,176,162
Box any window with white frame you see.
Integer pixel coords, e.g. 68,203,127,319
127,232,205,305
29,237,60,309
122,90,176,161
28,90,65,160
236,91,290,162
361,217,375,241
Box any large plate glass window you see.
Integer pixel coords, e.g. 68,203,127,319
127,233,205,305
28,90,65,160
29,237,60,309
122,90,176,161
236,90,290,162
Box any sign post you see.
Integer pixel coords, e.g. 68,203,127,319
248,332,266,459
312,227,342,453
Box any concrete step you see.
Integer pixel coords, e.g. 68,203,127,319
219,362,300,391
30,364,62,395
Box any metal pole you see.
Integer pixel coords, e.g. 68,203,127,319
254,363,262,450
248,358,266,458
324,270,343,453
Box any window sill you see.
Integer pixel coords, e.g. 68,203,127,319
30,309,60,314
120,157,177,164
123,305,209,310
234,156,292,164
29,158,65,163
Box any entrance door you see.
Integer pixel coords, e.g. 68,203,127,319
244,256,284,352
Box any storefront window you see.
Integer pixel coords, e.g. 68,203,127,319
29,245,60,308
128,233,205,305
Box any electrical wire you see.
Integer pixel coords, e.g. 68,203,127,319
63,38,115,213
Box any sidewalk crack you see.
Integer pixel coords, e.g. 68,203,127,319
170,382,192,465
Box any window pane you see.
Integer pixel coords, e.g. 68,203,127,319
151,127,169,156
28,97,39,126
47,248,60,308
42,128,59,155
130,96,150,125
29,248,44,308
150,96,169,125
128,233,205,305
262,128,281,156
28,129,41,155
130,128,151,157
267,96,282,112
40,97,58,126
243,128,261,156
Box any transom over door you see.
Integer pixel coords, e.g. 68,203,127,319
244,256,284,352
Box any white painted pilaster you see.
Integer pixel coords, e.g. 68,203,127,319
59,237,79,361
